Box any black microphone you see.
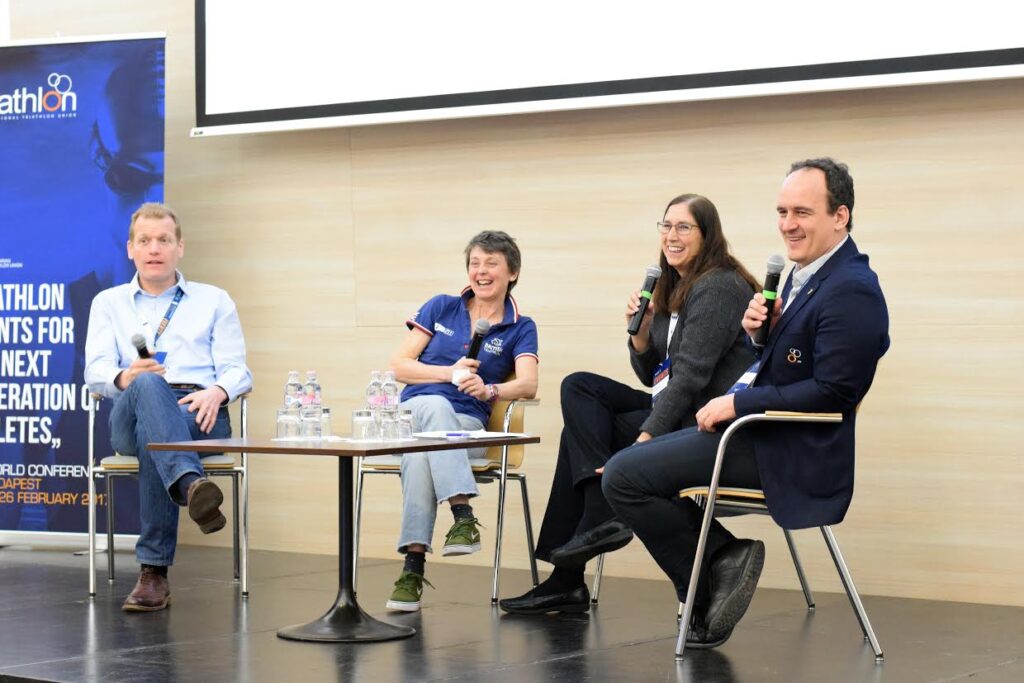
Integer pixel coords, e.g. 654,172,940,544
131,333,151,359
753,255,786,346
466,319,491,360
627,265,662,336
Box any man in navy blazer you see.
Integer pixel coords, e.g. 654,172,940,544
603,158,889,649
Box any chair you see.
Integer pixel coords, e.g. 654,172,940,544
352,397,540,603
86,392,250,597
590,411,883,661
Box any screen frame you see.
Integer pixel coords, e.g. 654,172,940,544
193,0,1024,137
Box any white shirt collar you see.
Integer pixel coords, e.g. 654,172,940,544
129,270,188,297
792,234,849,287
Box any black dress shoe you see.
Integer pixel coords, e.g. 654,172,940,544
548,519,634,567
498,584,590,615
683,620,732,649
705,539,765,638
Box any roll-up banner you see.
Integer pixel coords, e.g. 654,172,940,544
0,35,165,541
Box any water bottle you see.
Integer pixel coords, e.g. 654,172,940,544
382,370,400,414
301,371,323,438
365,370,383,417
283,370,303,408
302,370,322,407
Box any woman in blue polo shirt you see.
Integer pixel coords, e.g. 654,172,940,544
499,193,759,615
385,230,538,611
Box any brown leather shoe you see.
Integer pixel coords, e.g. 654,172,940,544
187,477,226,534
122,567,171,612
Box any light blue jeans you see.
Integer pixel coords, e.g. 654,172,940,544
397,394,484,553
109,373,231,566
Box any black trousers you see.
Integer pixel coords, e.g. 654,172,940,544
534,372,651,563
602,425,761,607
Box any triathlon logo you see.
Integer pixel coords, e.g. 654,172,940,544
483,337,504,356
0,73,78,121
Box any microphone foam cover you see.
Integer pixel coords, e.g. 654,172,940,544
766,254,786,274
473,319,491,335
645,265,662,279
131,333,147,348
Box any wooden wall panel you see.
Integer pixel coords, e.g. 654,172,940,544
13,3,1024,606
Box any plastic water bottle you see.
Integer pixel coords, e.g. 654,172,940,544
283,370,303,408
382,370,400,413
365,370,383,415
302,370,322,407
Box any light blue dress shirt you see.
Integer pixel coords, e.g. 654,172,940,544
84,271,253,401
782,235,849,314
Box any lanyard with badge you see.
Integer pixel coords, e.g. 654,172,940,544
651,313,678,404
150,287,183,347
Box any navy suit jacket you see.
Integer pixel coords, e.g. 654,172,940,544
733,237,889,529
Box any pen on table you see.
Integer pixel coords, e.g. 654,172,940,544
445,431,471,437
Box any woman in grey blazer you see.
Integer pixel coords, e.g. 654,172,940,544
500,193,758,615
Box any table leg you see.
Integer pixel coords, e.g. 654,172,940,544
277,457,415,642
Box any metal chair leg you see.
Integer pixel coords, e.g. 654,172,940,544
88,400,98,597
231,471,241,581
676,415,764,659
516,474,539,587
239,396,249,597
105,475,115,583
88,473,98,596
821,526,884,661
491,454,510,604
352,458,365,593
591,554,605,605
783,528,815,610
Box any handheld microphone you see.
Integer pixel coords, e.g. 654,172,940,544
627,265,662,336
753,255,786,346
131,333,151,359
466,319,491,360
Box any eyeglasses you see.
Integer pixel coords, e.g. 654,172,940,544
656,221,699,236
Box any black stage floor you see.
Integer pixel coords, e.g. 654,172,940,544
0,545,1022,682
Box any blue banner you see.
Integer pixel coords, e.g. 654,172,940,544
0,37,165,534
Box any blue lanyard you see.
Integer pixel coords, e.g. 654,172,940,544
153,287,183,346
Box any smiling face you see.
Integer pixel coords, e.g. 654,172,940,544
127,215,183,293
661,201,704,276
776,167,849,267
466,246,516,303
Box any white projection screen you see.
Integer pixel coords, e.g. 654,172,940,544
193,0,1024,137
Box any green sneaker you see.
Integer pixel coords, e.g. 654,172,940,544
386,570,433,612
442,516,482,556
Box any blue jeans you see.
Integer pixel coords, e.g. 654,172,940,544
109,373,231,566
396,395,484,553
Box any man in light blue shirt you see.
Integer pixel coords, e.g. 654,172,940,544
85,202,253,612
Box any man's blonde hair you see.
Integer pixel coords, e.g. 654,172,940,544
129,202,181,241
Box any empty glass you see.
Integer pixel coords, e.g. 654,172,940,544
276,408,300,439
351,409,378,441
301,405,323,439
398,409,415,439
380,415,401,441
320,407,332,438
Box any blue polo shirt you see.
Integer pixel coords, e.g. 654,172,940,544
401,289,539,424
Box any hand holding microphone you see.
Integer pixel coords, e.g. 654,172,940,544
627,265,662,336
116,334,165,389
451,319,490,386
742,255,786,345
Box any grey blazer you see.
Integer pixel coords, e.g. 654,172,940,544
628,268,755,437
